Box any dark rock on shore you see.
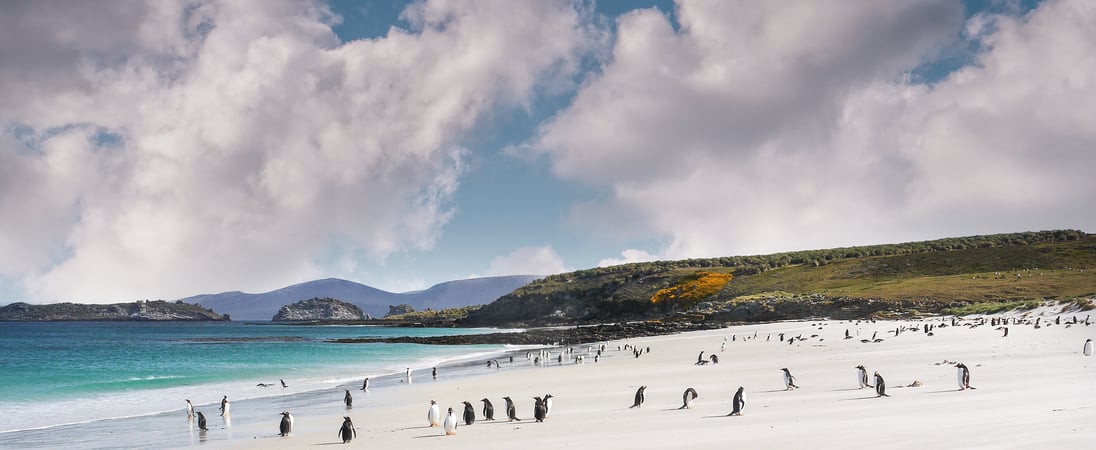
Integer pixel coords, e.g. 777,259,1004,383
327,321,725,346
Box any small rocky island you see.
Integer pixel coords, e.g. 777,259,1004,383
273,297,368,321
0,300,229,321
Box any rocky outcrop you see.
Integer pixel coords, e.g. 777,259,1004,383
0,300,229,321
272,297,367,321
386,304,415,317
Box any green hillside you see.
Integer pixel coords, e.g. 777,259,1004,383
463,230,1095,327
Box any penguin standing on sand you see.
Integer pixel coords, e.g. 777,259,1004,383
443,408,458,435
630,386,647,408
186,399,194,420
696,351,706,365
543,394,554,418
533,397,547,422
406,367,412,383
874,372,889,397
427,400,441,426
1084,339,1093,356
361,377,369,391
220,396,230,416
462,401,476,425
279,411,292,437
856,365,873,389
344,389,353,408
503,396,521,421
781,368,799,390
196,411,208,431
728,387,745,416
680,388,698,409
338,416,356,443
956,363,975,390
481,398,495,420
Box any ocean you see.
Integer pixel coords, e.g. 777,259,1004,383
0,321,526,448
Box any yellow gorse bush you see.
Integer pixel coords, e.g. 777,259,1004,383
650,272,733,309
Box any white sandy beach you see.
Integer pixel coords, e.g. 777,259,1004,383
191,307,1095,449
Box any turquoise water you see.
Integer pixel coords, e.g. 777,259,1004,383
0,321,515,435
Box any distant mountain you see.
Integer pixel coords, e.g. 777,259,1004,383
182,275,538,321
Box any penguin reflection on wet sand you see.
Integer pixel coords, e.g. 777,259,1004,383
874,372,889,397
780,368,799,390
480,398,495,420
338,416,356,443
727,387,745,416
679,388,698,409
630,385,647,408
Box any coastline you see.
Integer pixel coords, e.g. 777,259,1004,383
192,308,1093,449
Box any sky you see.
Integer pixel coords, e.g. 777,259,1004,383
1,0,1093,303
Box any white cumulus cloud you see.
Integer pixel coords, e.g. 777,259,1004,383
597,249,659,268
483,246,570,277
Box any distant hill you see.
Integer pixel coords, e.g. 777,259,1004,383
0,300,228,321
183,275,538,321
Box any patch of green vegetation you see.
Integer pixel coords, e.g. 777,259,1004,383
942,300,1044,316
385,305,481,322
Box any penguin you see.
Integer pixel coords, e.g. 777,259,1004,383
196,411,208,431
481,398,495,420
1002,327,1008,337
780,368,799,390
543,393,554,418
406,367,412,383
679,387,698,409
185,399,194,420
280,379,288,388
696,351,706,365
533,397,547,422
630,385,647,408
279,411,292,437
955,363,974,390
344,389,352,408
220,395,230,416
443,408,458,435
503,396,521,421
1085,339,1093,356
361,377,369,391
462,401,476,425
427,400,441,426
338,416,356,443
728,387,745,416
856,365,873,389
710,354,719,364
433,367,438,380
874,372,889,397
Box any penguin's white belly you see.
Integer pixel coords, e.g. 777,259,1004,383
1085,341,1093,356
957,370,964,387
443,415,457,434
428,409,440,425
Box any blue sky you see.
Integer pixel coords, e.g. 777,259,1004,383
1,0,1091,303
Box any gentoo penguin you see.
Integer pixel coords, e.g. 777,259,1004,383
443,408,458,435
503,396,521,421
432,367,438,380
361,377,369,391
679,387,698,409
856,365,873,389
427,400,441,426
481,398,495,420
279,411,292,437
710,354,719,364
955,363,973,390
697,351,706,365
630,386,647,408
186,399,194,419
543,394,554,418
280,379,288,388
220,396,230,416
728,387,745,416
462,401,476,425
780,368,799,390
338,416,356,443
874,372,889,397
1084,339,1093,356
1002,327,1008,337
406,367,412,383
196,411,208,431
344,389,353,408
533,397,547,422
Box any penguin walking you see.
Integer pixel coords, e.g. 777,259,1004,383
220,396,230,416
955,363,975,390
196,411,208,431
344,389,353,408
1084,339,1093,356
696,351,706,365
338,416,356,443
427,400,441,426
185,399,194,420
856,365,873,389
481,398,495,420
874,372,889,397
780,368,799,390
503,396,521,421
728,387,745,416
280,379,288,388
543,393,554,418
279,411,292,437
443,408,458,435
462,401,476,425
679,387,698,409
361,377,369,391
630,386,647,408
533,397,547,422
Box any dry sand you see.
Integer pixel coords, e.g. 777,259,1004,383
195,307,1095,449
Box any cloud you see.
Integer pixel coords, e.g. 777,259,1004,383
529,0,1096,258
483,246,569,277
0,0,596,302
597,249,659,268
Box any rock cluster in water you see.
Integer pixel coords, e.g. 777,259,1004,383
273,297,368,321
